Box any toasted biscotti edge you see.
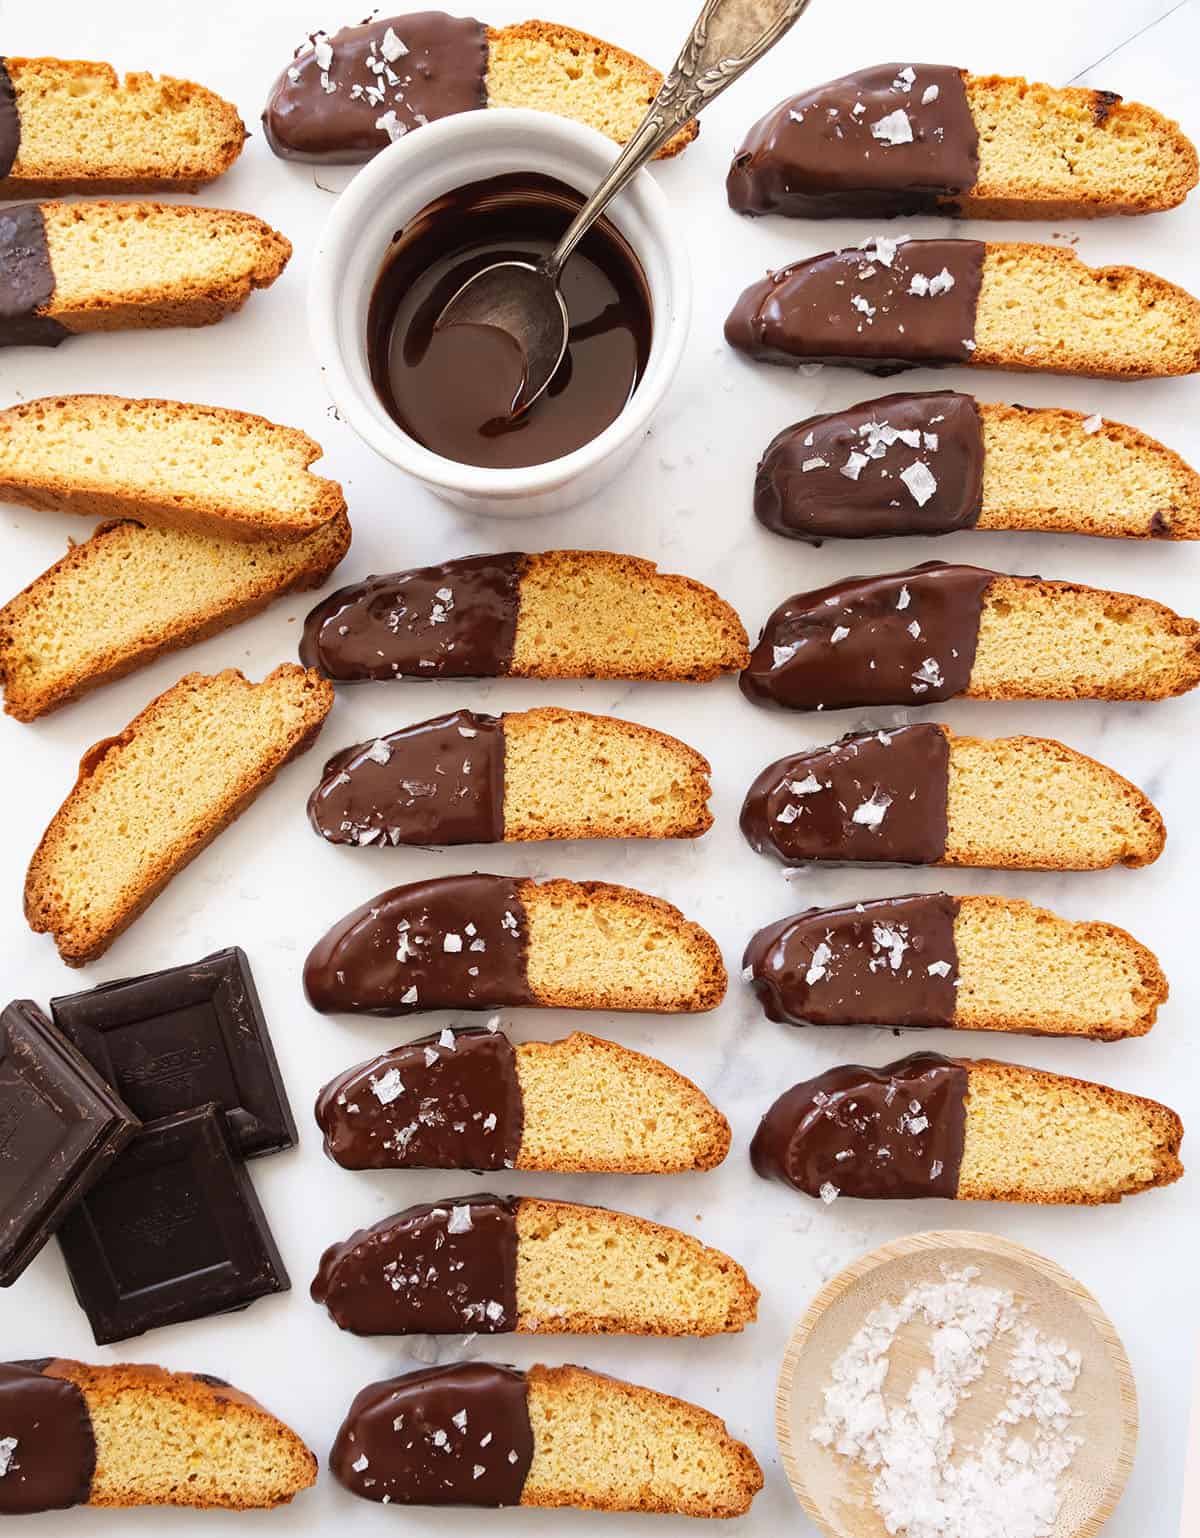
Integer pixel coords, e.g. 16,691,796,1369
952,894,1168,1040
0,59,247,197
520,877,728,1010
0,395,346,541
24,664,334,965
42,1360,316,1509
0,514,352,722
501,707,714,840
977,401,1200,539
485,22,695,158
514,1198,758,1335
522,1363,762,1516
957,1058,1185,1204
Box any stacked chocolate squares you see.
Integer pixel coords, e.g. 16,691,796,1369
0,949,294,1343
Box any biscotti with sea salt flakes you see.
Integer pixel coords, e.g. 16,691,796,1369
0,515,351,722
0,202,290,349
301,550,748,682
25,665,334,965
725,237,1200,379
755,390,1200,541
0,57,246,196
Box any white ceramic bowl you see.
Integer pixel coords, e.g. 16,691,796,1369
308,109,692,518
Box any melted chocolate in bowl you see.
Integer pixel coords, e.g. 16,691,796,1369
367,173,652,470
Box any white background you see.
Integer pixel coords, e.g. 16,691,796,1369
1,0,1198,1533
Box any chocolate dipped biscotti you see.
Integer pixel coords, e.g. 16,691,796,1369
331,1362,762,1515
301,550,748,683
314,1194,757,1336
0,1359,315,1512
752,1054,1183,1205
309,707,711,846
725,237,1200,379
740,562,1200,711
263,13,694,163
744,894,1166,1040
726,63,1197,219
740,723,1164,870
316,1026,730,1174
754,390,1200,542
304,873,726,1015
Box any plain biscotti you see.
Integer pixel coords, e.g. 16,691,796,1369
0,57,246,195
25,665,334,964
0,515,351,722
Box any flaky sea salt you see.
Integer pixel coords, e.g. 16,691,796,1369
370,1069,404,1104
871,109,913,145
0,1439,17,1478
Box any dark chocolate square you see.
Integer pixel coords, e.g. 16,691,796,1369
0,1001,139,1288
51,948,297,1159
56,1103,290,1344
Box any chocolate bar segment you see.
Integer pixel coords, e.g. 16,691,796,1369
727,64,978,218
750,1052,968,1199
740,724,951,866
331,1363,533,1506
0,204,70,348
315,1027,523,1170
264,13,489,164
313,1194,519,1333
56,1103,289,1344
754,391,985,541
725,238,985,375
309,709,505,847
300,554,522,681
744,894,961,1028
304,874,533,1016
51,948,296,1159
0,1361,95,1512
741,562,993,711
0,1000,139,1287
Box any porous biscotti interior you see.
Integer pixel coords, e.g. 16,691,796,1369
0,515,350,721
485,22,694,158
3,59,245,189
972,244,1200,377
943,734,1164,870
52,1361,316,1509
978,403,1200,538
40,202,290,308
0,396,343,535
511,552,748,681
522,1364,762,1516
523,879,726,1011
968,577,1200,700
514,1033,730,1173
502,708,712,840
954,896,1166,1039
965,75,1198,213
25,666,331,962
514,1199,756,1336
957,1060,1184,1203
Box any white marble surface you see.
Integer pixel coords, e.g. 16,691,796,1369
1,0,1198,1533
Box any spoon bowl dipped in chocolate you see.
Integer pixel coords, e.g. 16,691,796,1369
433,0,813,416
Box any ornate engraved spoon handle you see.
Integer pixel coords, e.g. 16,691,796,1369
547,0,813,274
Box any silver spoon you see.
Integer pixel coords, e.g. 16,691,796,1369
435,0,815,415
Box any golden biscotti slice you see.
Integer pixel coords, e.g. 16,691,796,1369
752,1052,1183,1205
0,58,246,196
0,396,346,542
330,1361,761,1515
744,892,1167,1040
0,515,351,722
307,705,712,846
0,1358,316,1509
2,202,290,345
25,665,334,965
312,1194,757,1335
314,1026,732,1174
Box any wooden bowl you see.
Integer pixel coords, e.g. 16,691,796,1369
777,1230,1137,1538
